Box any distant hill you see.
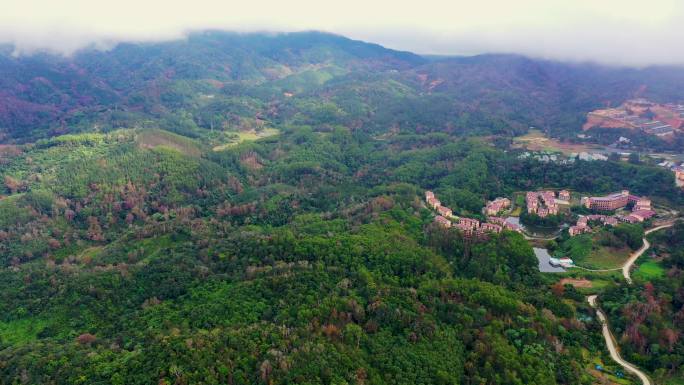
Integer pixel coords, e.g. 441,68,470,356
1,31,683,142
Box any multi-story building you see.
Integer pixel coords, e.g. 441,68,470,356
484,197,511,216
435,215,452,228
582,190,630,211
458,217,480,230
480,223,502,233
558,190,571,201
437,205,453,217
569,224,590,236
427,197,441,210
527,190,559,217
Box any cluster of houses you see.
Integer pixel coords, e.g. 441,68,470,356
427,191,521,237
526,190,569,218
569,190,655,236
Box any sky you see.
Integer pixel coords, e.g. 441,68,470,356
1,0,683,66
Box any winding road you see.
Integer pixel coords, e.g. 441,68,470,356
587,222,674,385
622,223,673,284
587,295,652,385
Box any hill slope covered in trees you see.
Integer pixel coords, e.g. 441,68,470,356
1,31,684,384
2,31,684,142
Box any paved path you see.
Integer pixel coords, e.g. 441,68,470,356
585,223,675,385
622,224,674,284
587,295,652,385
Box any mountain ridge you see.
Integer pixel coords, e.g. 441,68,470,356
1,30,683,143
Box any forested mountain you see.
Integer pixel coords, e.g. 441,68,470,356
1,31,684,142
1,31,684,384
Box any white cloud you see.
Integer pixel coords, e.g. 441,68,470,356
1,0,683,65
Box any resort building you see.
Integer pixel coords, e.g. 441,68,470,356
526,190,559,217
504,222,522,232
425,190,518,238
633,198,651,211
582,190,630,211
435,215,452,228
437,205,453,217
604,217,618,226
427,197,441,210
480,223,503,233
458,218,480,230
629,210,656,222
484,197,511,216
558,190,571,201
569,224,589,236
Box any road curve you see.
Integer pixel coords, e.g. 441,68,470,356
587,295,652,385
622,224,674,284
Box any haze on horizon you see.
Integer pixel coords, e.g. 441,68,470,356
1,0,683,67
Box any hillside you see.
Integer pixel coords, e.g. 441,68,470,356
1,31,684,384
1,31,684,143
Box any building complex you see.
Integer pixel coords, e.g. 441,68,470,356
569,190,655,236
526,190,559,218
426,191,520,237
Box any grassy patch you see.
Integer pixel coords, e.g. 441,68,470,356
0,318,47,346
634,260,665,280
212,128,280,151
584,246,631,270
136,129,202,157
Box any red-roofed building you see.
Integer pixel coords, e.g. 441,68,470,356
618,215,639,224
583,190,630,211
527,190,559,216
437,205,453,217
484,197,510,216
458,217,480,230
435,215,452,227
569,224,590,236
604,217,618,226
427,197,441,210
480,223,502,233
504,222,522,232
630,210,656,222
558,190,571,201
633,198,651,211
487,216,506,225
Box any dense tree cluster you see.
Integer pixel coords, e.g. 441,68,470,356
3,126,669,383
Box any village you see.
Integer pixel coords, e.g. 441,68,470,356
427,188,658,270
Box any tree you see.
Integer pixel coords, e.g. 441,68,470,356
343,323,363,348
